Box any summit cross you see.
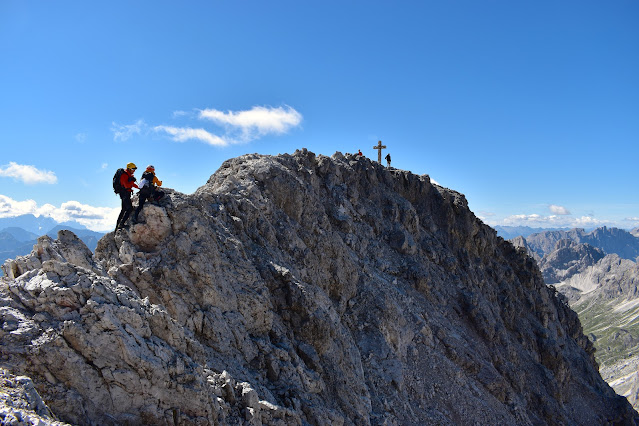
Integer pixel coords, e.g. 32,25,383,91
373,140,387,163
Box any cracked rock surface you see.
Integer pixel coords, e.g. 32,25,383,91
1,150,637,425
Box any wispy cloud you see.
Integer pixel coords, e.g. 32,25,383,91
75,132,87,143
199,105,302,140
154,125,228,146
172,110,190,118
115,106,302,147
0,162,57,184
477,211,496,222
0,194,118,232
502,213,605,228
111,119,146,142
549,204,571,215
153,105,303,147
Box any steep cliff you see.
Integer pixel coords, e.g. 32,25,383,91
1,150,636,425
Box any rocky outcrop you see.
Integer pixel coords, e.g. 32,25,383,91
2,231,100,280
538,241,606,284
0,368,69,426
1,150,637,425
510,235,540,262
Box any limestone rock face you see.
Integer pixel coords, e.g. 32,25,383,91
1,150,637,425
2,230,100,279
130,203,173,252
539,241,606,284
0,368,70,426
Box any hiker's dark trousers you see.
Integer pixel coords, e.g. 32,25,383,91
117,191,133,226
133,187,153,221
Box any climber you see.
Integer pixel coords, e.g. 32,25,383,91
385,153,391,168
132,165,164,223
357,149,363,157
115,163,139,231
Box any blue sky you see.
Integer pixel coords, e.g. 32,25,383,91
1,1,637,232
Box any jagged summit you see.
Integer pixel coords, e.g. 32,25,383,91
1,149,637,425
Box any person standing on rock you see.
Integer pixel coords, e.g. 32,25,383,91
357,149,363,157
132,165,164,223
385,153,391,168
115,163,139,231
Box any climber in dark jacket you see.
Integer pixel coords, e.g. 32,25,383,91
115,163,138,230
132,165,164,223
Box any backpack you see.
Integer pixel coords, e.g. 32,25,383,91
113,168,125,194
140,171,155,189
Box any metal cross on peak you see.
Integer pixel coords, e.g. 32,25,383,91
373,140,387,163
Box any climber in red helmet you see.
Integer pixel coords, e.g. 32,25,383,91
115,162,139,231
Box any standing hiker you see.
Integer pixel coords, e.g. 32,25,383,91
132,165,164,223
385,153,391,168
114,163,139,231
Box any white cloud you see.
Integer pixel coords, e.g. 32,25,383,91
38,201,119,230
199,105,302,138
502,213,605,228
0,162,57,184
154,125,228,146
101,163,109,170
195,105,303,143
0,195,38,217
118,105,302,148
549,204,571,215
112,119,146,141
0,195,118,232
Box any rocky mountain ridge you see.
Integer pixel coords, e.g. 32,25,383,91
494,226,577,240
1,150,636,425
538,241,606,284
511,226,639,411
0,225,104,277
523,227,639,262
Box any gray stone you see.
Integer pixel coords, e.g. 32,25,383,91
0,150,636,425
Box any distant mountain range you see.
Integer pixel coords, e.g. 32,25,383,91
510,226,639,408
0,214,81,235
493,225,603,240
0,215,105,276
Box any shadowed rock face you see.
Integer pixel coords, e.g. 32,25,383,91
1,150,637,425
